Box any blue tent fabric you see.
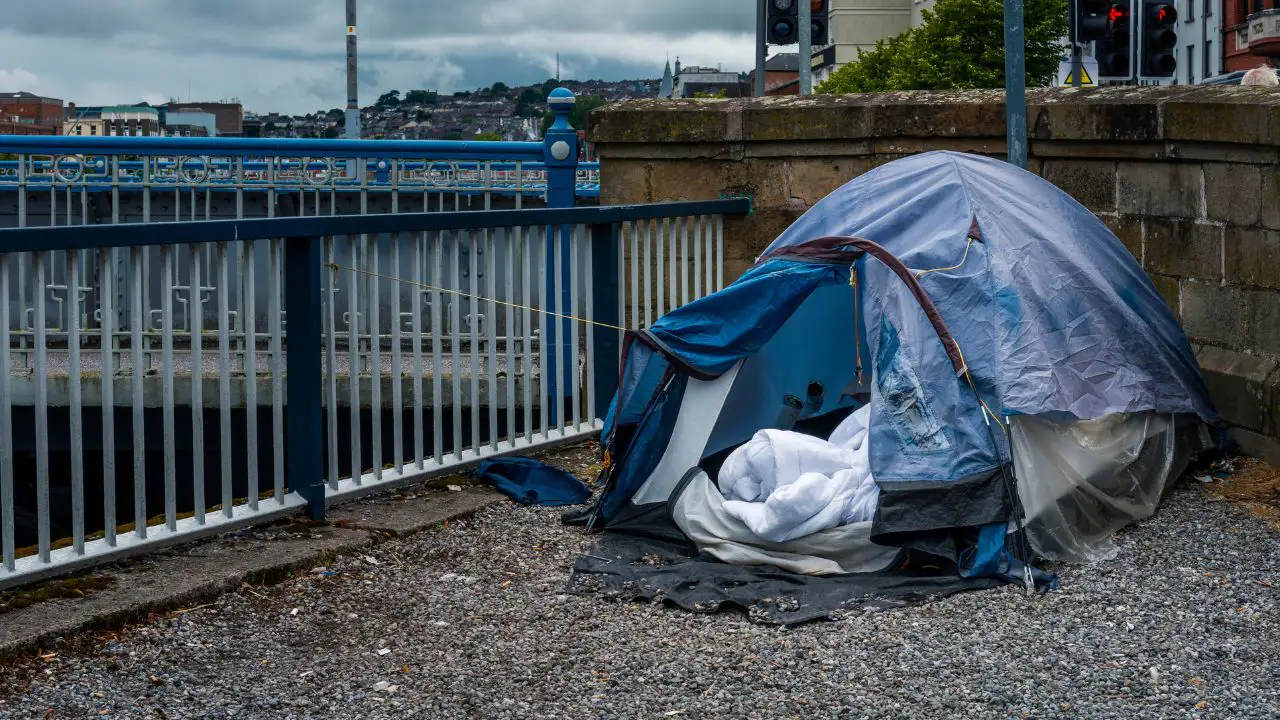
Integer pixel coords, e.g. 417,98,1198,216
624,151,1216,488
474,458,591,507
586,150,1217,593
762,151,1216,425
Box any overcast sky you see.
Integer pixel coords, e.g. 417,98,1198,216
0,0,758,114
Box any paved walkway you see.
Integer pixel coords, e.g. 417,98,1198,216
0,461,1277,719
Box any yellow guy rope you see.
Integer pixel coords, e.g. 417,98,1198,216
331,263,626,332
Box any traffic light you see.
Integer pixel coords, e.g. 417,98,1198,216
767,0,798,45
1073,0,1111,43
766,0,828,46
1138,1,1177,78
1096,0,1133,81
811,0,830,47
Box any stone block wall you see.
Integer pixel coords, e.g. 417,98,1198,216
588,86,1280,463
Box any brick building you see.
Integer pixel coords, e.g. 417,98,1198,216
1224,0,1280,73
0,120,55,135
166,102,243,136
0,91,65,133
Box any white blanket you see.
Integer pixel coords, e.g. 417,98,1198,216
719,405,879,543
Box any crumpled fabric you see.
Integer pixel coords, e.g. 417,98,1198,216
719,405,879,543
474,457,591,507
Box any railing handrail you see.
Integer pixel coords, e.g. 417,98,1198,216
0,199,750,253
0,134,548,161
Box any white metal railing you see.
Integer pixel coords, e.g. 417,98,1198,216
0,200,744,588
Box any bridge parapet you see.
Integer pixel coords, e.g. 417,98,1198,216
589,85,1280,463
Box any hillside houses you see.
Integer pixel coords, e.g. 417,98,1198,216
244,78,655,141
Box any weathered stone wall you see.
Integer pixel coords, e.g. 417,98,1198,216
589,86,1280,463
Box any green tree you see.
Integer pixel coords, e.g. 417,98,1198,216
540,95,608,134
490,81,510,95
376,89,402,107
517,86,541,105
693,89,728,98
404,89,438,105
817,0,1067,93
474,131,503,141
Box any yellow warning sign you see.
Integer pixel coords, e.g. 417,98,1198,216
1063,65,1095,86
346,25,357,35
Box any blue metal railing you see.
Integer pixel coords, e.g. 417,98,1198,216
0,89,599,207
0,190,752,588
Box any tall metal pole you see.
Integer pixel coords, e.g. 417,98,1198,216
756,0,767,97
346,0,360,139
799,0,813,95
1003,0,1027,168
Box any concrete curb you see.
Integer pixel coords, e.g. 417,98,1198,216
0,487,503,662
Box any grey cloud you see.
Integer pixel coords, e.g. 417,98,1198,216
0,0,755,113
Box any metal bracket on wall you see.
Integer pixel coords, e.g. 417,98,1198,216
718,192,754,215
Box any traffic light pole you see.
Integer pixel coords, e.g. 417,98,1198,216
1004,0,1028,168
1070,43,1085,87
799,0,813,95
756,0,767,97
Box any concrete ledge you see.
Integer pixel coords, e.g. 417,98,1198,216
330,486,501,536
1195,345,1279,434
0,487,502,661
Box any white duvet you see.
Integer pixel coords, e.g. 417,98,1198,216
718,404,879,543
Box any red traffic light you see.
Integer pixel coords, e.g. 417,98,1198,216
1148,2,1176,24
1108,5,1126,21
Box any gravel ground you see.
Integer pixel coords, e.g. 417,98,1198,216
0,474,1276,719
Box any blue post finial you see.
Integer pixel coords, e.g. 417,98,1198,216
547,87,577,132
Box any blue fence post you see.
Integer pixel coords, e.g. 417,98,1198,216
590,222,622,408
543,88,580,425
284,235,326,520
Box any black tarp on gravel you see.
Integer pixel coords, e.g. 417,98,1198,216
566,530,1008,626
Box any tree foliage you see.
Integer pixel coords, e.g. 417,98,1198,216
403,89,438,105
375,90,401,107
816,0,1067,94
540,95,608,134
473,131,503,141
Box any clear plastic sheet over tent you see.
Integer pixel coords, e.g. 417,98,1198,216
1012,412,1198,563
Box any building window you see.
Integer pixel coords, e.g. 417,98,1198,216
1204,0,1211,16
1204,40,1213,76
1187,45,1196,83
1185,0,1194,20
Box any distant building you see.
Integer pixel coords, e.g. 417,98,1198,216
658,59,675,98
821,0,914,78
748,53,799,95
162,123,209,138
0,120,56,135
673,63,745,98
0,91,65,133
165,111,218,137
65,107,161,137
1172,0,1221,84
1225,0,1270,76
167,102,243,136
242,116,264,138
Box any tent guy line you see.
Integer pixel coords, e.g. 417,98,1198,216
329,263,628,332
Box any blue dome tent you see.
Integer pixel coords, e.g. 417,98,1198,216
567,151,1220,622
